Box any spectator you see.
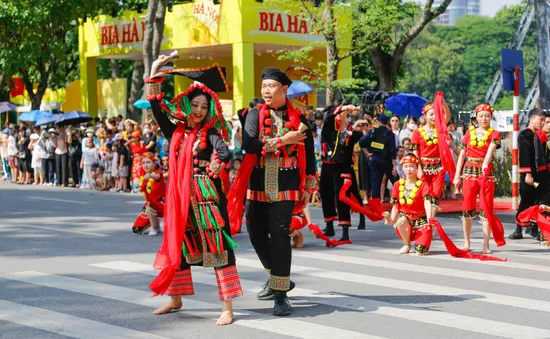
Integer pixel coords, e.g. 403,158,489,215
230,158,241,186
142,123,157,153
81,137,98,189
155,127,168,159
117,134,130,192
68,128,83,188
17,127,31,184
29,128,44,186
122,119,135,140
390,115,400,147
1,128,11,182
161,154,169,180
402,137,412,153
41,129,56,185
395,146,405,179
419,115,427,127
398,117,417,145
102,141,114,189
129,130,147,192
95,165,107,191
54,125,69,187
7,125,18,183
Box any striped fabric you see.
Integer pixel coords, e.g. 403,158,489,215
246,190,299,202
167,269,194,297
215,266,243,301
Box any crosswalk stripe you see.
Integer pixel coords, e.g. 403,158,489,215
357,244,550,273
291,249,550,290
0,299,170,339
91,260,550,339
2,271,382,339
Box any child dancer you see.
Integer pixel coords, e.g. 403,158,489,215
133,152,165,235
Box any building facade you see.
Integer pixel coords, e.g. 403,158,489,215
435,0,481,26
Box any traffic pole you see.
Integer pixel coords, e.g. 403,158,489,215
512,65,520,210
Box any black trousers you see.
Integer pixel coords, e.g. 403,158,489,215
246,200,294,291
69,153,82,185
42,158,55,183
320,162,360,226
515,173,540,229
55,153,68,186
369,157,394,199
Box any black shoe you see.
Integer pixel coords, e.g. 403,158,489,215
525,225,533,235
273,292,292,316
257,280,295,301
323,221,335,236
340,226,350,241
529,224,540,238
508,232,523,240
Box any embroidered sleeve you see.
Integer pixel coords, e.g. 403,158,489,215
411,143,419,150
305,175,318,192
144,77,164,101
491,137,501,149
424,195,433,201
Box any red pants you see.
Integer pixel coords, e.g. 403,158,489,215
462,178,495,216
423,170,445,205
167,266,243,301
396,221,433,254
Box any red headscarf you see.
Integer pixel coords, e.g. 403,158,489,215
422,103,433,115
475,103,494,115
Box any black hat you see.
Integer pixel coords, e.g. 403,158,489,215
261,67,292,87
377,114,389,124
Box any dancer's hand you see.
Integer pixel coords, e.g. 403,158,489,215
151,55,170,76
280,131,306,146
452,176,460,186
526,173,534,186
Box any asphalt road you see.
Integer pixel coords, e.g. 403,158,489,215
1,183,550,339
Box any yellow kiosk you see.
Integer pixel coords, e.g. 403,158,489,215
78,0,351,117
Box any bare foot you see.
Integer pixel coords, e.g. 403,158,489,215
216,310,233,326
482,248,492,254
153,298,182,315
462,243,470,252
398,245,411,254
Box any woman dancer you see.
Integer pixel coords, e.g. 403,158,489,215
145,55,242,326
411,102,450,216
453,103,505,254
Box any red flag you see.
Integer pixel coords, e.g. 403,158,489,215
9,77,25,98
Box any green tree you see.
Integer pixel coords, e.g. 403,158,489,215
0,0,120,110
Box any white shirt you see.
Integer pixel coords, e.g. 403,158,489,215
82,146,98,165
7,135,17,156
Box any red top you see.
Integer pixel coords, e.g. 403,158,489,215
130,142,147,155
391,180,430,217
461,129,501,161
411,128,439,159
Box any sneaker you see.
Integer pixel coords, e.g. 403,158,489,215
148,229,159,236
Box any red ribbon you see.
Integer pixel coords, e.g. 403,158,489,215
338,177,384,222
477,169,506,247
433,92,456,181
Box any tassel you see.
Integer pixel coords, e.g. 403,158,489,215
199,177,212,200
183,233,194,255
191,232,200,253
205,204,218,228
205,177,218,201
210,204,225,227
204,205,215,229
206,230,217,254
199,205,210,229
194,177,203,201
218,230,225,254
222,230,239,249
182,242,189,257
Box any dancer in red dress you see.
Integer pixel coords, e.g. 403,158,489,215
145,55,242,326
453,103,506,254
385,154,434,255
411,102,450,217
132,152,165,235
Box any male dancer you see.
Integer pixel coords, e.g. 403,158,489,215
510,108,546,239
228,67,316,316
320,105,366,240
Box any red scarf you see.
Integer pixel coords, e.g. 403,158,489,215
149,124,200,296
517,205,550,240
227,101,305,235
477,169,506,247
536,129,549,143
433,92,456,180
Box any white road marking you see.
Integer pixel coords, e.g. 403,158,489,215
26,196,89,204
3,271,382,339
91,261,550,339
0,299,169,339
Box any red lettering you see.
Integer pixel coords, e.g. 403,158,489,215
101,26,109,45
268,13,275,31
122,23,131,43
299,19,308,34
259,12,269,31
274,13,284,32
107,26,114,45
131,19,140,42
112,25,120,44
141,21,145,41
287,14,298,33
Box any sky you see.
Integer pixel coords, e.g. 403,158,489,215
481,0,523,17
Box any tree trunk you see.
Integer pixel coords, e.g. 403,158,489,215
128,60,145,119
152,0,168,61
535,0,550,108
323,1,338,106
143,0,160,79
20,69,48,110
370,48,395,91
110,59,121,78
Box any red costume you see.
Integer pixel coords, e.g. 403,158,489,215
458,104,506,247
132,164,166,234
390,155,433,254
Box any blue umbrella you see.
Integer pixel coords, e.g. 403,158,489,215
287,81,315,99
19,110,52,122
385,93,428,118
0,102,16,113
55,111,93,126
133,98,151,109
35,114,62,127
